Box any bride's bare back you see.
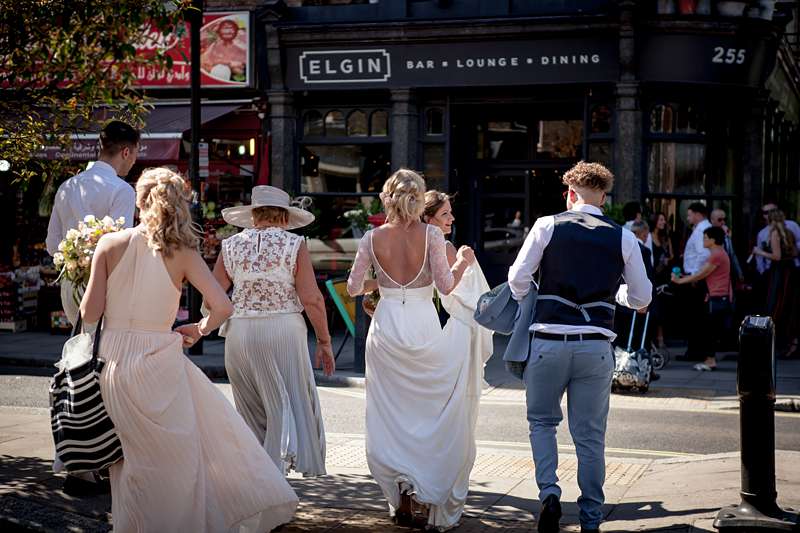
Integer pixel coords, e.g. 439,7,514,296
370,221,429,286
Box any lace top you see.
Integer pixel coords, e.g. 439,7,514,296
347,224,456,296
222,227,304,317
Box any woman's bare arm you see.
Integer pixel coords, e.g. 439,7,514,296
79,238,111,324
212,253,232,293
295,242,335,375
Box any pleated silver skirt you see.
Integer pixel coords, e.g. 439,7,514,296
224,313,326,477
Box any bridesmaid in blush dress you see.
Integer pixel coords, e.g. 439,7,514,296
80,168,297,532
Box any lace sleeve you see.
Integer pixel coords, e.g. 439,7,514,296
347,233,373,297
428,226,455,294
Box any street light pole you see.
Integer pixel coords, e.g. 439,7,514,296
187,0,204,355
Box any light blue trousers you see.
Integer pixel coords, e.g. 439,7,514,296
523,336,613,529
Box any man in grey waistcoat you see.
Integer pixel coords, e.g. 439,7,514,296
508,162,652,533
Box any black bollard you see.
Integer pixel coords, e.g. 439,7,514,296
714,315,799,532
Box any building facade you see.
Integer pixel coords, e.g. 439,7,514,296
261,0,800,284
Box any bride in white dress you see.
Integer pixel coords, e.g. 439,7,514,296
347,170,479,531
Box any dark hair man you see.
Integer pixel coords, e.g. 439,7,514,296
672,226,732,371
508,161,651,533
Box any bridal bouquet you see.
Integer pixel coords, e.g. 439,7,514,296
53,215,126,305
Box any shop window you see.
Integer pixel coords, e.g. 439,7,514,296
480,120,530,160
650,104,674,133
300,144,391,194
590,105,612,134
304,111,324,136
649,103,706,135
422,143,446,191
647,142,706,194
537,120,583,159
370,110,389,136
588,142,613,168
710,145,738,194
425,108,444,136
325,110,346,137
346,110,368,137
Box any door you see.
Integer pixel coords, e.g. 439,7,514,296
475,164,566,285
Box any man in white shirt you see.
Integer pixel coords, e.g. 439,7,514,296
46,121,139,496
508,162,651,533
46,121,140,323
682,203,712,275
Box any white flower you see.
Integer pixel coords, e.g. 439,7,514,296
57,241,66,252
53,252,64,266
83,215,96,224
101,216,114,226
116,217,125,226
79,256,91,268
65,229,80,241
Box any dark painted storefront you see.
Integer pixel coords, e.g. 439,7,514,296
261,0,800,285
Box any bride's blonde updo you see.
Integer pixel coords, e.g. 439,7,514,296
135,167,201,257
380,168,426,225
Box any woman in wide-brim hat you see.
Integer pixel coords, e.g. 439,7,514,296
212,185,334,476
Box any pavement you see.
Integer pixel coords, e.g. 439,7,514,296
1,330,800,531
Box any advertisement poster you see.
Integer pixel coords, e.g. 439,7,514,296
135,12,251,88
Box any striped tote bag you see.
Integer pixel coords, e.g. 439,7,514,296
49,314,123,473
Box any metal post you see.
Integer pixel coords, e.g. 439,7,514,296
714,315,799,532
187,0,204,355
354,296,367,374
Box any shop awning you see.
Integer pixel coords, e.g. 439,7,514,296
34,104,243,162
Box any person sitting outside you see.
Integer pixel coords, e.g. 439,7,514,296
672,226,732,371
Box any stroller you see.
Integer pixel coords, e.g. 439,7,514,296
612,311,653,393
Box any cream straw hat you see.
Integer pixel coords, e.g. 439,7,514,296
221,186,315,230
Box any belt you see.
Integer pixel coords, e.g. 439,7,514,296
534,332,609,342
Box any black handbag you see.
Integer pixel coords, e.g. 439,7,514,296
49,313,123,474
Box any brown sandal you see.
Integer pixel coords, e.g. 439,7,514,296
395,487,413,527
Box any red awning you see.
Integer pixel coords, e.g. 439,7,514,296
35,104,242,162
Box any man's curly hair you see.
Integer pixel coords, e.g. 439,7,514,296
561,161,614,193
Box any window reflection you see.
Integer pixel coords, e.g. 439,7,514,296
537,120,583,158
647,142,706,194
479,120,530,160
423,144,446,191
425,108,444,136
301,144,391,194
346,110,368,137
370,110,388,136
591,105,612,134
588,142,613,168
325,110,346,137
650,103,706,135
303,111,323,136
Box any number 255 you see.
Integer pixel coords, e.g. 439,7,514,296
713,47,746,64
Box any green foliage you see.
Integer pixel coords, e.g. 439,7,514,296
604,202,627,225
0,0,191,188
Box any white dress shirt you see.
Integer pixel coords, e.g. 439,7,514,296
756,220,800,273
682,219,711,275
508,204,652,340
46,161,135,255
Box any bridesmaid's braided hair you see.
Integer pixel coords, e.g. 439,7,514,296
136,167,201,257
380,168,426,226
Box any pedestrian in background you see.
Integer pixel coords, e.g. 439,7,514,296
672,226,732,371
80,168,298,531
710,209,743,286
679,202,711,361
649,212,674,348
508,162,651,533
46,120,140,324
213,185,334,477
752,208,799,358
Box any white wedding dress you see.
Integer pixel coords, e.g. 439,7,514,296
347,225,493,530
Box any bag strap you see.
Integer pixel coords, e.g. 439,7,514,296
70,312,83,337
92,315,105,364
